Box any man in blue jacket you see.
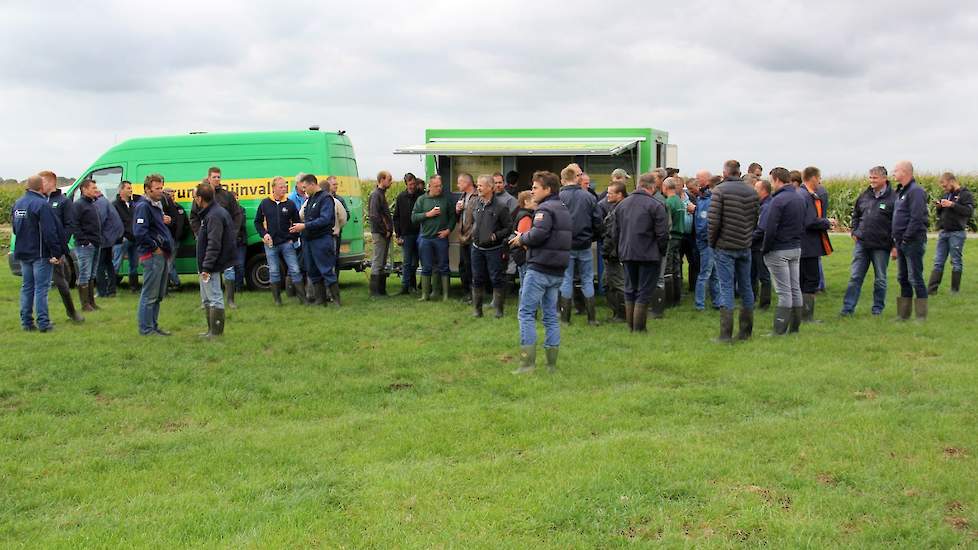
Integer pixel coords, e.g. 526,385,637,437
557,164,601,326
290,174,339,306
40,170,84,323
133,174,173,336
891,160,929,320
509,170,571,373
693,171,719,311
761,168,806,335
12,175,67,332
840,166,895,317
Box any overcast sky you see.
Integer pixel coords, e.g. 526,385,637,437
2,0,977,181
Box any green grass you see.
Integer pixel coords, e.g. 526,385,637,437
1,239,976,547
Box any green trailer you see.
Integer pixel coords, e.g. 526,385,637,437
9,130,366,287
393,127,677,273
393,127,676,193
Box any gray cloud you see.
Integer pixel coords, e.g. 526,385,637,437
2,0,977,182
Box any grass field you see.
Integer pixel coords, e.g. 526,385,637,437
1,238,976,547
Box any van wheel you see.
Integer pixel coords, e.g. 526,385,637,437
246,253,270,290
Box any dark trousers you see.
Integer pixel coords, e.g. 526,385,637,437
897,238,927,298
459,243,472,293
750,248,771,289
623,260,660,304
800,256,821,294
681,232,699,291
471,246,505,289
400,235,420,290
95,247,117,296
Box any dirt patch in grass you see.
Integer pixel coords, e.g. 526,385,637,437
943,447,969,459
945,516,969,531
387,382,414,392
744,485,792,510
816,473,837,485
853,389,878,400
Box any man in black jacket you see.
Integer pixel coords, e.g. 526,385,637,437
600,181,627,323
929,172,974,295
112,181,140,291
194,182,236,338
162,188,187,292
255,176,304,305
615,172,669,333
40,170,84,323
797,166,834,322
290,174,339,306
557,164,601,326
891,160,929,320
392,173,423,294
470,175,514,318
72,179,102,312
509,171,571,373
841,166,896,316
190,167,245,304
708,160,760,342
761,168,806,335
368,170,394,296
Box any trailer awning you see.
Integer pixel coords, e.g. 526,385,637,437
393,137,643,156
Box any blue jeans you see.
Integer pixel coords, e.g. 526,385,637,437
471,246,505,289
694,242,719,310
934,230,966,273
715,248,754,310
265,242,303,284
419,236,450,276
897,239,927,298
74,244,98,284
20,259,54,330
138,253,169,335
113,239,138,276
518,269,562,348
841,242,890,314
199,273,225,309
401,235,420,290
304,236,338,285
560,248,595,299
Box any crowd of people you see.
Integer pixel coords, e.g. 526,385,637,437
12,160,973,373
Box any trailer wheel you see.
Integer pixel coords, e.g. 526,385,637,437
245,252,270,290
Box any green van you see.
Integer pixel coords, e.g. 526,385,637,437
9,130,366,287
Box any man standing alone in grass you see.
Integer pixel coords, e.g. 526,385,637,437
195,182,236,338
412,175,456,301
509,171,571,373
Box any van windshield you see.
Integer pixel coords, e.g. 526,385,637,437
72,166,123,201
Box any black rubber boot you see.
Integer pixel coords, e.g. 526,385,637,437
650,288,665,319
759,281,772,310
951,271,962,293
633,302,648,333
128,273,139,293
271,282,282,306
896,297,912,321
716,309,734,343
927,269,942,295
789,306,803,333
585,296,599,326
802,293,819,323
199,306,213,337
492,289,505,319
211,308,225,336
772,307,790,336
379,275,389,296
914,298,927,321
624,301,635,332
293,280,308,305
226,285,237,309
441,275,451,301
545,347,559,373
737,308,754,341
472,287,484,317
513,345,536,374
559,297,572,324
369,275,380,297
311,282,326,306
611,291,626,323
285,278,296,297
59,286,85,323
419,275,432,301
78,284,92,312
329,283,342,307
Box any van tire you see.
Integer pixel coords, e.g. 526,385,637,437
245,251,270,290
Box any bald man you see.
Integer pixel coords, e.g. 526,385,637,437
891,160,930,320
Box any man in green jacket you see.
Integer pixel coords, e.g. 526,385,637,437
664,177,686,307
411,175,457,300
